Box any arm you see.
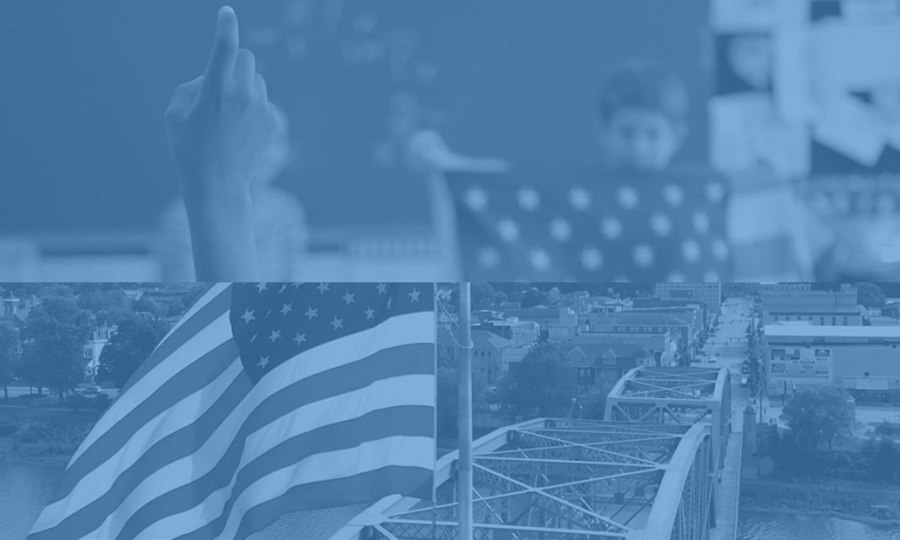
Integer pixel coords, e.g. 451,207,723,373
163,6,279,282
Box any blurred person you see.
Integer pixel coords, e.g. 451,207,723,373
163,6,306,282
415,60,696,280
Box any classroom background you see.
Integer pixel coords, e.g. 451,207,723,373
0,0,898,281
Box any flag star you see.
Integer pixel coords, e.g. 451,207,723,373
706,182,725,203
268,330,281,343
601,217,623,240
633,244,655,268
331,316,344,330
304,307,319,320
387,297,393,310
580,247,603,270
250,332,258,343
549,218,572,242
651,214,672,236
497,219,520,242
376,283,388,294
278,284,288,293
517,188,540,211
292,283,303,289
365,307,376,320
258,356,270,369
664,184,684,206
568,187,591,210
280,303,293,316
240,309,255,324
682,239,701,262
264,309,272,318
293,333,307,346
342,291,356,305
409,288,421,303
316,283,330,294
477,247,500,269
617,186,639,209
693,211,710,235
529,248,551,272
255,283,268,293
464,186,488,211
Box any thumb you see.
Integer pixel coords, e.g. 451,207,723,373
202,6,240,95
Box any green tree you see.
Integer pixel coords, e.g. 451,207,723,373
856,283,886,309
130,297,161,316
471,283,497,310
77,286,131,324
781,386,856,451
0,319,19,399
520,288,548,309
500,343,575,419
97,314,168,387
21,294,90,401
863,437,900,484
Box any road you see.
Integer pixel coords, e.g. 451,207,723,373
697,296,755,432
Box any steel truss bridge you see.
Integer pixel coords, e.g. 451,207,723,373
605,367,731,472
338,367,729,540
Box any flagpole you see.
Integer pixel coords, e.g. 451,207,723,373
457,282,474,540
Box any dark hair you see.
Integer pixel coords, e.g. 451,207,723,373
596,60,689,125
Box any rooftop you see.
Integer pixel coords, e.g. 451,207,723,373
764,324,900,339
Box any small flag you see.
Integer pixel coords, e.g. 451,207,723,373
447,168,732,282
28,282,436,540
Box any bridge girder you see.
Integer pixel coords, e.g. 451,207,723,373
360,419,714,540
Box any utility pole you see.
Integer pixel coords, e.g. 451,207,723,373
457,283,473,540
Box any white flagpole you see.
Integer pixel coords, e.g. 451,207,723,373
457,282,474,540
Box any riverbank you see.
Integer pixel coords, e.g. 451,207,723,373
0,406,99,467
741,479,900,527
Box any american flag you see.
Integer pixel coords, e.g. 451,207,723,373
28,282,436,540
447,169,733,282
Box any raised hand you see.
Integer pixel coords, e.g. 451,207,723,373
165,6,280,203
163,6,274,282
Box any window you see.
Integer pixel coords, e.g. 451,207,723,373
832,317,837,325
820,317,825,325
843,317,848,325
83,347,92,359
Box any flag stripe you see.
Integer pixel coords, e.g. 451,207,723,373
123,284,232,394
28,359,251,540
76,345,433,540
69,310,233,465
45,339,239,509
219,437,435,540
120,406,434,540
232,467,433,540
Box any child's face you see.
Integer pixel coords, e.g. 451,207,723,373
598,108,685,173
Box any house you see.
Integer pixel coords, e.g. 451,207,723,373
567,343,653,393
438,328,513,387
83,323,116,383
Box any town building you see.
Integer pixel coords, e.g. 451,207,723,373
761,284,861,326
567,342,654,394
476,318,540,347
654,282,722,316
83,323,116,383
763,323,900,403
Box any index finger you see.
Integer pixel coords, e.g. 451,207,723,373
202,6,240,94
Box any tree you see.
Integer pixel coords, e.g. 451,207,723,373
130,297,161,316
0,319,19,399
520,288,548,309
780,386,856,451
471,283,497,310
21,294,90,401
863,437,900,484
97,314,168,387
500,343,576,419
856,283,886,310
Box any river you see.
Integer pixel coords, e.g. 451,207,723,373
2,462,899,540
